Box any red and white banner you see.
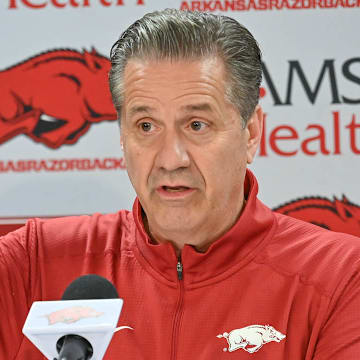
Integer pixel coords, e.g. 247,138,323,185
0,1,359,236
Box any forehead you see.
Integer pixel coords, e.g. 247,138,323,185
122,57,229,110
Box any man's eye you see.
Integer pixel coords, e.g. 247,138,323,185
190,121,207,131
140,122,153,132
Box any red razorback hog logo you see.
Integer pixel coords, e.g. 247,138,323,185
45,306,103,325
0,48,117,149
274,195,360,237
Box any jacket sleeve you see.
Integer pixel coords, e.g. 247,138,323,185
0,223,33,359
313,261,360,359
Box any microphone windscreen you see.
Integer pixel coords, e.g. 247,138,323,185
61,274,119,300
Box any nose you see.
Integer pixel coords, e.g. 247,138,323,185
155,130,190,171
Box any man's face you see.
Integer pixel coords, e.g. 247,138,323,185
120,58,262,250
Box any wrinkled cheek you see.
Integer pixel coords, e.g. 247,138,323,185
123,150,142,189
213,160,245,204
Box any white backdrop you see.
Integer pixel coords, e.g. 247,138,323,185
0,1,359,234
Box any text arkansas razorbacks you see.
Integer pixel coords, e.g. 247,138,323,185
180,0,360,11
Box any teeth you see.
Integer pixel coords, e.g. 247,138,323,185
164,186,188,192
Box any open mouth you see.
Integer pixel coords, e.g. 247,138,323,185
162,186,190,192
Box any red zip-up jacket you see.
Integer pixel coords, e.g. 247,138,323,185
1,170,360,359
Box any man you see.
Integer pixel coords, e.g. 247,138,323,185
1,9,359,359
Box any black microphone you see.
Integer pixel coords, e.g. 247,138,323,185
61,274,119,301
55,274,119,360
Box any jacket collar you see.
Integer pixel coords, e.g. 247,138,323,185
133,169,276,288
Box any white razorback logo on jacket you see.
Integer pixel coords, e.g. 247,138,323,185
217,324,286,353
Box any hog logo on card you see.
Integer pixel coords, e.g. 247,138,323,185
0,48,117,149
274,196,360,237
45,306,103,325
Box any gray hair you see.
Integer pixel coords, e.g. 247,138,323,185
109,9,262,127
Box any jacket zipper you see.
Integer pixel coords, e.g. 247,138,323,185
177,259,183,280
171,257,184,360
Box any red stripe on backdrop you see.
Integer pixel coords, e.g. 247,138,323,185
0,214,77,236
0,224,24,236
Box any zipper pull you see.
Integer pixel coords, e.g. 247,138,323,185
177,259,183,280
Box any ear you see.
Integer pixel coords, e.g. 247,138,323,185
120,133,124,151
246,105,263,164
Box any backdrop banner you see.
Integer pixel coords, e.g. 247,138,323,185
1,1,359,236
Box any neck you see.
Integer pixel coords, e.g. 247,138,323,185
142,198,246,255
